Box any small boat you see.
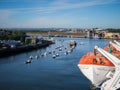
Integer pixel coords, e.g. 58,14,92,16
64,51,69,55
25,59,31,64
48,51,52,54
69,40,77,46
52,55,56,58
35,55,39,59
41,52,47,57
29,55,33,60
59,48,62,51
56,53,59,57
52,53,59,58
70,45,75,49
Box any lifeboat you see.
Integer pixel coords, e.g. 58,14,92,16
78,50,114,87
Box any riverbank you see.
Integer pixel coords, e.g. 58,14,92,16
0,40,54,58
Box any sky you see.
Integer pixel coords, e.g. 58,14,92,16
0,0,120,29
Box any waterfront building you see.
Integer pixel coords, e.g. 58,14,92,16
86,29,107,39
87,30,94,38
104,32,120,39
25,37,37,44
25,36,43,45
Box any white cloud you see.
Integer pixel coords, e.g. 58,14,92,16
0,0,117,14
50,0,117,9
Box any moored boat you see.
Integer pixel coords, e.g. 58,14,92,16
69,40,77,46
25,59,31,64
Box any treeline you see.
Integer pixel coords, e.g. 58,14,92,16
24,30,58,33
106,28,120,33
10,31,26,43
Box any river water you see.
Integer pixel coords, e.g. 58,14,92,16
0,37,111,90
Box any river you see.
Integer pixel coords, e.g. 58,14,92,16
0,37,111,90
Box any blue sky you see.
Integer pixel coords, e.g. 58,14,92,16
0,0,120,29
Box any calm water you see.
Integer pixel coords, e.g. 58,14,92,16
0,37,111,90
